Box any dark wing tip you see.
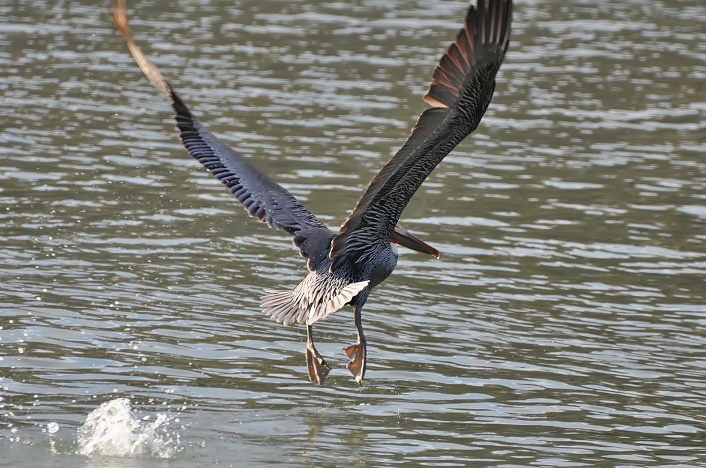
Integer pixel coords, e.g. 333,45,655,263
423,0,512,109
329,0,513,268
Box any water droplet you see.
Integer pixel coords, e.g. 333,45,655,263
77,398,180,458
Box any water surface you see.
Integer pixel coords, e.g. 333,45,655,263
1,0,705,465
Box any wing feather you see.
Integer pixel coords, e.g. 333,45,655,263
330,0,512,270
112,0,330,261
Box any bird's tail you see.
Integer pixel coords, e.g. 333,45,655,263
260,289,306,326
261,276,369,326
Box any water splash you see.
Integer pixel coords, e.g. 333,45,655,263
77,398,180,458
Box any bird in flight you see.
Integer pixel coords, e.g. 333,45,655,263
112,0,512,384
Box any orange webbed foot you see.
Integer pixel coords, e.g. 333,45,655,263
343,342,366,384
306,344,330,384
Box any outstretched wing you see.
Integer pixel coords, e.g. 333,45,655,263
112,0,330,250
329,0,512,270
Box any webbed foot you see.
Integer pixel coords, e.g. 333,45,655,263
343,342,366,384
305,343,330,384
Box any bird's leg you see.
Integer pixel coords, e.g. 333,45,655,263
343,303,367,384
305,324,330,384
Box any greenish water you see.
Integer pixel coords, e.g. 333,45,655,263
1,0,705,465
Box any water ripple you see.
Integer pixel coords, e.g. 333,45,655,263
2,0,706,465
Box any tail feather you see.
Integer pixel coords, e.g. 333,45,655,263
261,277,369,326
261,289,306,326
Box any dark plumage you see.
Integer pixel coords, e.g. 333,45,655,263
112,0,512,384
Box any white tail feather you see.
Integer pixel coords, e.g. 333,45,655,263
261,275,369,326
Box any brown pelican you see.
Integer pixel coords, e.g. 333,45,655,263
112,0,512,384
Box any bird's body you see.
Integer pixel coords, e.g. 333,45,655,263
112,0,512,384
262,242,395,327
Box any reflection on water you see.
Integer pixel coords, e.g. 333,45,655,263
1,0,706,465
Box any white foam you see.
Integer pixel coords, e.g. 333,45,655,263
77,398,180,458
